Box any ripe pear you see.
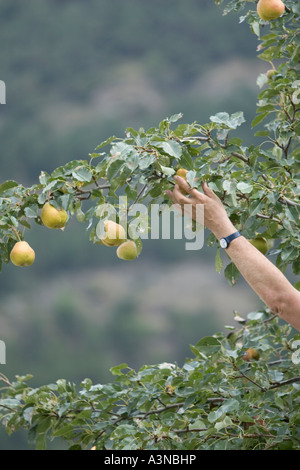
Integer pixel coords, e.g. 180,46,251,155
10,241,35,267
41,202,68,229
257,0,285,21
175,168,189,195
242,348,260,362
249,237,269,255
116,240,138,260
100,220,126,246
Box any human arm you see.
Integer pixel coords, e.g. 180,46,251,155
166,176,300,331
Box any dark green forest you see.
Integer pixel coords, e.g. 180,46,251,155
0,0,267,449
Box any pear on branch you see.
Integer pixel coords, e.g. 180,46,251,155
248,237,274,255
10,241,35,267
100,220,126,247
41,202,68,229
257,0,285,21
175,168,189,195
116,240,138,260
242,348,260,362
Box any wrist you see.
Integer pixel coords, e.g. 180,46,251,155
212,221,236,240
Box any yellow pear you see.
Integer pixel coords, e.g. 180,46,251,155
10,241,35,267
100,220,126,246
242,348,260,362
257,0,285,21
41,202,68,229
116,240,138,260
175,168,189,195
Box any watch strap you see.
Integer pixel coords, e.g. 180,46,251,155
221,231,242,248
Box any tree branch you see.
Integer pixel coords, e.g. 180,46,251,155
269,376,300,390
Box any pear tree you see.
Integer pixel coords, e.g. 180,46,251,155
0,0,299,450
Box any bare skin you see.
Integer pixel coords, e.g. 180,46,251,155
166,175,300,331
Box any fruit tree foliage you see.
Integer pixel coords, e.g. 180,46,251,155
0,0,299,450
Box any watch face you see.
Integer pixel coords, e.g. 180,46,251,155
220,239,228,249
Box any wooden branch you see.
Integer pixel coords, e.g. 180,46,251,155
269,376,300,390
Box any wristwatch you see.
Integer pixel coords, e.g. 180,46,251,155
219,231,242,249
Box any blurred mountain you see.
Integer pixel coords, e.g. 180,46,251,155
0,0,265,183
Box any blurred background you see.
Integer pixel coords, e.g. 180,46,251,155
0,0,266,448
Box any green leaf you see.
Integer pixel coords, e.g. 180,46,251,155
196,336,220,347
251,21,260,38
125,151,140,171
106,159,125,180
179,149,194,170
0,398,21,407
215,247,223,273
138,153,156,170
154,140,182,158
95,135,116,150
110,363,129,376
186,170,198,188
247,311,264,320
281,246,298,262
112,424,136,438
228,137,243,146
254,130,270,137
52,424,74,438
51,160,86,178
221,398,240,413
160,165,176,176
72,166,93,183
210,111,245,129
251,113,269,128
249,199,264,217
236,182,253,194
168,113,183,123
24,205,39,218
0,180,19,194
189,419,206,430
110,142,133,158
256,73,268,89
35,433,47,451
224,262,240,286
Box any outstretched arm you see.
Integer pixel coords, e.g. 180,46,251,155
166,176,300,331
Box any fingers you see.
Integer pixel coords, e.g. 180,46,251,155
166,177,219,205
166,176,204,204
165,184,190,204
173,175,191,194
174,175,201,197
202,181,219,201
174,176,216,200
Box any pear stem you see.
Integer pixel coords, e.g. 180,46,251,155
11,225,22,242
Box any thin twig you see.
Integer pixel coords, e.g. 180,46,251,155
142,402,185,418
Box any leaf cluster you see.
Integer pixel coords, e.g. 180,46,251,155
1,311,299,450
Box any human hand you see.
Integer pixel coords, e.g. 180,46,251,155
165,176,236,239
